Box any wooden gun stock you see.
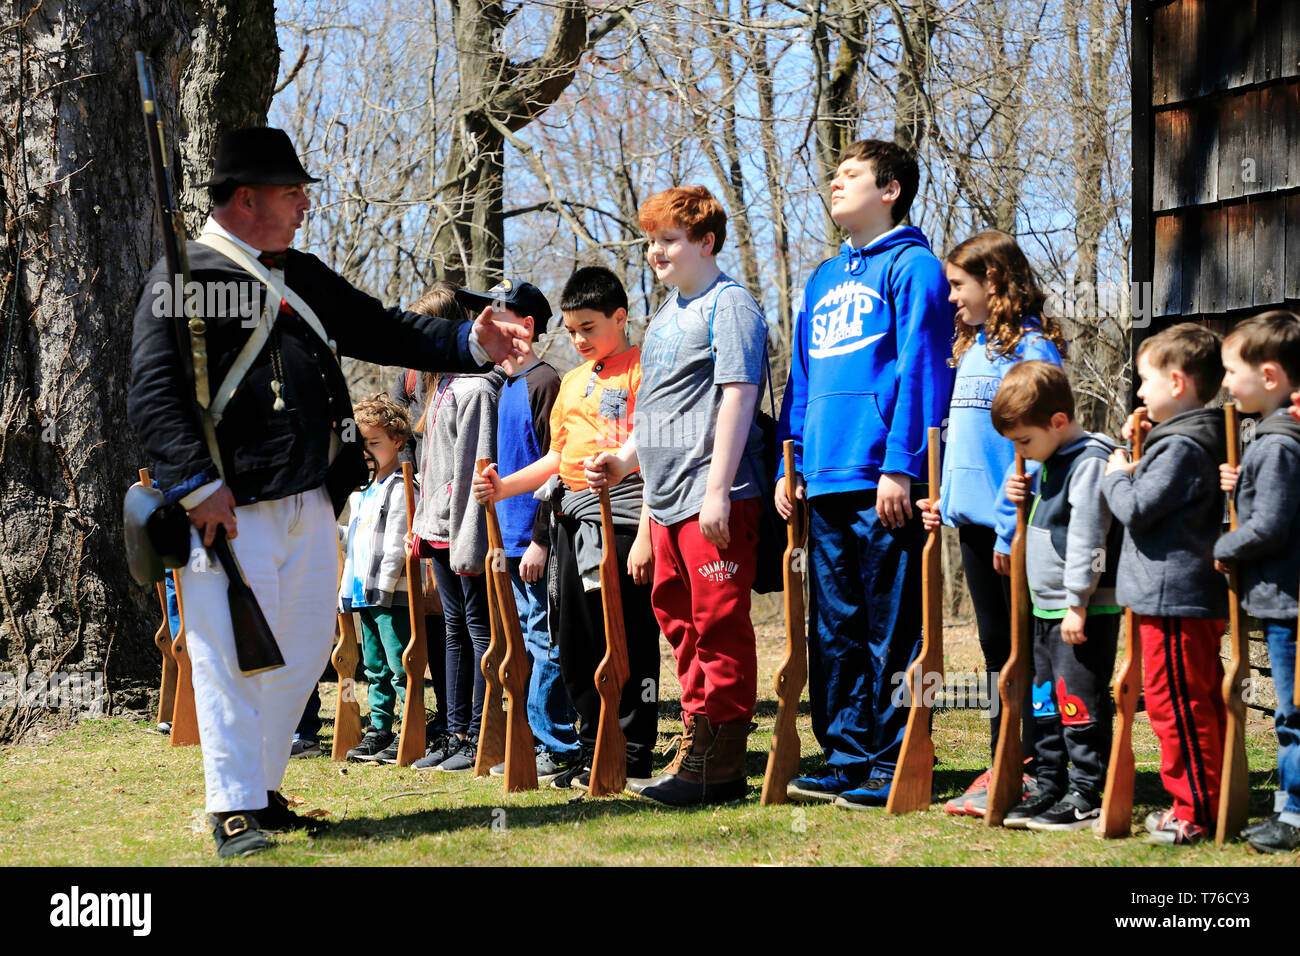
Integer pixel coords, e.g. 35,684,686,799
1099,408,1146,837
887,426,944,814
1217,403,1249,843
987,452,1031,826
761,441,809,805
331,538,363,760
474,460,508,776
588,486,631,796
141,469,178,727
168,569,200,747
210,529,285,676
479,460,537,791
397,462,429,766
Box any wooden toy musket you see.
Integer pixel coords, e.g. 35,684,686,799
760,441,809,805
397,462,429,766
588,485,631,796
987,452,1030,826
1099,407,1146,837
887,426,944,814
331,535,363,760
168,566,200,747
479,459,537,790
474,460,509,776
141,468,178,727
1216,403,1249,843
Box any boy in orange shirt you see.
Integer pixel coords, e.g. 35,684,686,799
473,266,659,789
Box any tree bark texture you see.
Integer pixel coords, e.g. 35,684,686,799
0,0,276,741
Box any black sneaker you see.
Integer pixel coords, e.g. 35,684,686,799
346,728,393,763
1003,787,1057,829
374,735,404,765
536,750,577,784
1024,790,1101,832
437,737,477,772
211,812,270,859
1247,817,1300,854
551,749,593,790
290,734,322,759
833,777,892,811
412,732,459,771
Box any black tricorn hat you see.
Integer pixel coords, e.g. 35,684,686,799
198,127,321,188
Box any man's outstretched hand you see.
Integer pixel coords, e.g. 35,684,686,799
472,306,530,365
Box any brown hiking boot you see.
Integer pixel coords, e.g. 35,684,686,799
626,714,695,795
633,718,751,807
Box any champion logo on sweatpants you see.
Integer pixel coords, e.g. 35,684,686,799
697,560,739,583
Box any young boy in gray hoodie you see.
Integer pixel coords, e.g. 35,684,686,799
1102,323,1227,845
993,361,1122,831
1216,311,1300,853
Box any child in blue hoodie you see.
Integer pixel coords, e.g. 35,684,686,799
917,231,1067,817
777,139,954,809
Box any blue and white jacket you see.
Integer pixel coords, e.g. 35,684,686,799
777,226,954,497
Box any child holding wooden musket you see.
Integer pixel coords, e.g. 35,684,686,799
473,266,659,789
916,230,1067,817
585,186,770,806
339,395,415,764
1101,323,1228,844
996,361,1122,831
1215,311,1300,853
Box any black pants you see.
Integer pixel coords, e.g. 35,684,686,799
554,514,659,777
1031,612,1119,800
429,547,490,739
958,524,1038,768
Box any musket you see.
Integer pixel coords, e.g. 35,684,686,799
1098,407,1147,837
473,462,510,776
136,52,284,678
141,468,178,727
1216,403,1250,843
987,452,1031,827
761,441,808,804
588,485,631,796
396,462,430,766
168,568,201,747
331,537,363,760
887,426,944,814
477,460,538,791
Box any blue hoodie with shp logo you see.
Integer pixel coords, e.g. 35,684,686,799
778,226,954,497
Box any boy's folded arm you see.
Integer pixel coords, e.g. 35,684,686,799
1101,440,1203,531
1063,456,1113,606
1214,443,1300,563
882,254,954,479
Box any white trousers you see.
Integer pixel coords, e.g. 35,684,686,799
179,486,336,812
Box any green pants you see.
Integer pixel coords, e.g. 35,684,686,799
357,606,411,733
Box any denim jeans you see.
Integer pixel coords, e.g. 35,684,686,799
508,556,578,756
1265,620,1300,822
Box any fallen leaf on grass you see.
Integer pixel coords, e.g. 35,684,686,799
304,809,331,819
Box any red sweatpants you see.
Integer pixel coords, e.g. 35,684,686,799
650,496,760,725
1140,614,1227,828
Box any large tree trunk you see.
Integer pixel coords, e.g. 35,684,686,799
0,0,277,742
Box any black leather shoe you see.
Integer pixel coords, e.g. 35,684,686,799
212,812,271,859
1239,813,1280,841
1247,817,1300,854
633,772,746,807
259,790,329,833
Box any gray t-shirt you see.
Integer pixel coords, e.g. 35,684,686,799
635,274,768,525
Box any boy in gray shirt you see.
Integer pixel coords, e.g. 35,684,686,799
994,361,1122,831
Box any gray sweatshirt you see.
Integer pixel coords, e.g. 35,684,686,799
1102,407,1228,618
1213,409,1300,620
410,369,505,574
1026,433,1122,613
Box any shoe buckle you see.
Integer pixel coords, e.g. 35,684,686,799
223,814,250,837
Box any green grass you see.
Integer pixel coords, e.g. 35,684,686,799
0,623,1290,866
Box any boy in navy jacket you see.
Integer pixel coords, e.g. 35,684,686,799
776,139,953,809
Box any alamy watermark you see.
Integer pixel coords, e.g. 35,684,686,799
0,671,106,714
890,669,1000,718
150,277,268,327
1044,280,1154,329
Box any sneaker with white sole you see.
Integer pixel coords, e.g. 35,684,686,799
1144,808,1207,845
412,733,459,771
1003,786,1057,829
787,769,859,804
437,737,477,772
1024,790,1101,832
346,728,393,763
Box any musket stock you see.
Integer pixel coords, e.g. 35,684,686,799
761,441,809,805
1099,408,1146,837
987,452,1030,826
887,426,944,814
588,485,631,797
479,459,537,791
397,462,430,766
331,538,363,760
473,460,508,776
1217,403,1250,843
142,469,179,726
168,570,201,747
